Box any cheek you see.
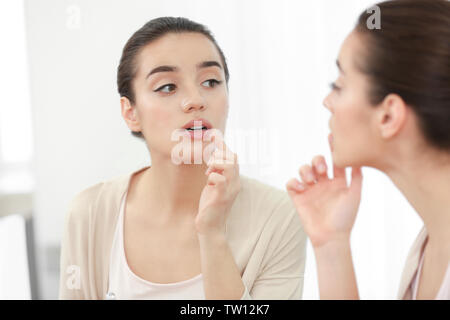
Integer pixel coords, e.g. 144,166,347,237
217,94,229,119
134,85,175,129
138,101,176,142
333,101,376,165
334,108,356,145
334,89,370,137
206,89,229,129
137,94,174,126
146,105,172,126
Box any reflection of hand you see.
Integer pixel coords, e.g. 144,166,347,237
196,140,240,237
286,155,363,248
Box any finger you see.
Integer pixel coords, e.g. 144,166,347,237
349,167,363,195
299,165,316,185
206,149,238,173
212,134,226,154
207,155,235,169
207,148,221,166
210,143,236,166
217,149,237,165
312,155,328,182
205,162,226,175
286,178,307,194
333,163,346,179
220,145,237,165
206,171,227,188
204,127,222,141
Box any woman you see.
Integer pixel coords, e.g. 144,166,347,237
287,0,450,299
59,17,307,300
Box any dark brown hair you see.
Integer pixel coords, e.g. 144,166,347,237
355,0,450,151
117,17,230,139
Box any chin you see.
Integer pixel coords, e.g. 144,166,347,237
331,154,346,168
334,150,370,169
331,149,353,168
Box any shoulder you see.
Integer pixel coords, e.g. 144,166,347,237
397,225,428,299
231,175,299,229
228,175,306,272
239,175,288,201
239,175,295,212
64,173,130,227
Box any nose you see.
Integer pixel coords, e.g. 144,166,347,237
323,93,333,112
181,87,206,113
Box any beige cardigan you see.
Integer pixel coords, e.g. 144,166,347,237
397,226,429,300
59,166,307,299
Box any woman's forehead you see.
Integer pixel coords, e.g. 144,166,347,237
135,33,222,75
337,31,365,76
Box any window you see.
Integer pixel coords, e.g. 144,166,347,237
0,0,34,194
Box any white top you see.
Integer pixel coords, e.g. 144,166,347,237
411,241,450,300
106,190,205,300
59,167,306,300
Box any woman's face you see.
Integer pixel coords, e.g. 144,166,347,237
323,30,382,168
123,32,229,161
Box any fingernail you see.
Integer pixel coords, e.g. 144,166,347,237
307,173,314,182
296,182,305,191
318,163,326,173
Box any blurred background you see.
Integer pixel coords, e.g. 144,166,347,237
0,0,422,299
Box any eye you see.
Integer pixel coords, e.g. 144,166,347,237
154,84,176,93
329,82,341,92
202,79,222,88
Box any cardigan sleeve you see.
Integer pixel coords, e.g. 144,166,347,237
58,191,94,299
241,197,307,300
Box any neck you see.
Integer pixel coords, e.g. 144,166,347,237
139,153,209,216
383,149,450,251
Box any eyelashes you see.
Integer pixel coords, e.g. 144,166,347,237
203,79,222,88
154,83,176,93
330,82,341,92
153,79,223,94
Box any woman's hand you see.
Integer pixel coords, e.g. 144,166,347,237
196,140,241,237
195,141,245,299
286,155,363,248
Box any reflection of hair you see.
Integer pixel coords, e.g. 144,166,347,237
355,0,450,151
117,17,230,139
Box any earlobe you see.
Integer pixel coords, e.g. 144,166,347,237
379,94,407,139
120,96,141,132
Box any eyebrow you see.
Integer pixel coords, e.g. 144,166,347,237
146,65,178,79
336,60,345,74
145,60,222,79
197,60,222,70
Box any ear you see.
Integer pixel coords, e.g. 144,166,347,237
377,93,408,140
120,96,141,133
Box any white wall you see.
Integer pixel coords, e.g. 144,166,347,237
25,0,423,299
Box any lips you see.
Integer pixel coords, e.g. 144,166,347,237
182,118,213,131
180,118,213,140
